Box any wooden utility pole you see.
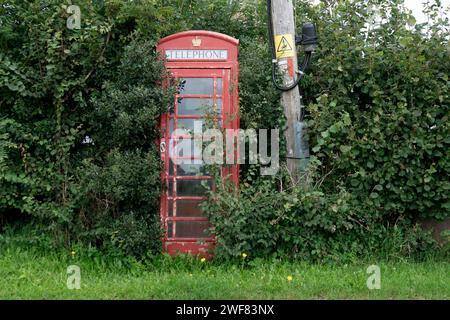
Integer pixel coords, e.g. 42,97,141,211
271,0,309,181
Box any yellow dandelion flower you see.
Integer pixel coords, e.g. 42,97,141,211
287,275,293,282
200,257,206,263
242,253,247,258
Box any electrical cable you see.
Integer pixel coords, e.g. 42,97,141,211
267,0,312,92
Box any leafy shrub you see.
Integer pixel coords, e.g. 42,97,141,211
202,166,440,262
202,0,449,261
75,149,163,257
301,0,450,221
0,0,175,256
68,38,174,256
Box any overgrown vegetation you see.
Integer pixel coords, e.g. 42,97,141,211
0,0,449,262
202,0,450,261
0,237,449,299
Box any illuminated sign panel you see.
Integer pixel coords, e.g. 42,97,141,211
165,49,228,60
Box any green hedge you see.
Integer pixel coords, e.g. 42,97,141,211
201,0,449,261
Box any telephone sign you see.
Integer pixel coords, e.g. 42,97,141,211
165,49,228,60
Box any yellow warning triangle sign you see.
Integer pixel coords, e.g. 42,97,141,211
277,36,293,53
274,34,294,58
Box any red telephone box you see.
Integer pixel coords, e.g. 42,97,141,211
157,31,239,255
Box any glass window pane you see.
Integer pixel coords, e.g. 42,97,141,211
175,220,210,238
202,120,223,137
168,199,173,217
169,139,202,159
172,161,210,177
215,99,222,115
178,98,213,115
176,98,221,116
178,118,204,132
169,158,175,176
217,78,222,95
176,200,205,217
179,78,213,95
171,119,205,135
168,180,173,197
170,118,221,136
177,179,212,196
167,221,173,238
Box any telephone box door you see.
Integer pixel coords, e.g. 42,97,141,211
161,69,231,255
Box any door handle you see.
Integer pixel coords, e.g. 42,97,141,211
160,141,166,153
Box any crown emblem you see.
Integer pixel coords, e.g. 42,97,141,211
192,37,202,47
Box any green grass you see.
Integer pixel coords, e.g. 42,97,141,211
0,243,448,299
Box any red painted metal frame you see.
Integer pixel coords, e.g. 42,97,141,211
157,31,239,256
